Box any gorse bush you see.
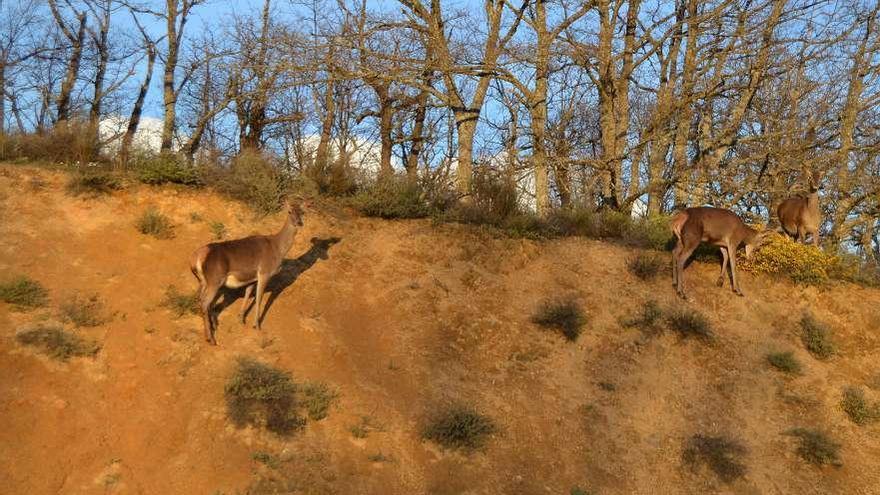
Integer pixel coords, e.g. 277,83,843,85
841,386,880,426
225,358,303,435
682,434,748,483
353,174,431,219
786,428,841,466
207,150,289,215
741,234,850,285
16,324,100,361
65,169,123,197
422,404,497,451
137,207,175,239
800,312,835,359
531,298,587,341
0,275,48,309
133,152,202,186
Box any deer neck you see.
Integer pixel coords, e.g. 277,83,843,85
806,190,819,210
273,218,298,255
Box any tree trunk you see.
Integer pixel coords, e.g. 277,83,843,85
55,13,87,124
454,112,478,196
120,43,156,167
315,76,335,171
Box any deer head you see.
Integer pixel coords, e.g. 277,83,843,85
744,230,775,259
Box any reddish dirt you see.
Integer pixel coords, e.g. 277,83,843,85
1,164,879,494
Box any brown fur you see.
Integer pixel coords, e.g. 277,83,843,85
670,207,771,300
190,202,305,344
777,181,820,246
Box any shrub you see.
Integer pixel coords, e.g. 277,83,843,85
353,175,430,219
137,207,175,239
302,154,359,197
623,300,663,333
0,275,48,309
786,428,842,466
59,293,108,327
207,150,289,215
800,313,834,359
666,307,713,340
16,324,100,361
531,298,587,341
225,357,303,435
0,123,98,164
682,434,748,483
161,285,200,318
841,386,880,425
422,404,497,450
741,234,849,285
627,253,666,280
65,170,123,197
544,207,596,237
133,152,202,186
767,351,802,374
251,451,281,469
209,221,227,240
624,215,674,250
300,381,338,421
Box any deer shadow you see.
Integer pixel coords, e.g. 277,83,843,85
215,236,341,324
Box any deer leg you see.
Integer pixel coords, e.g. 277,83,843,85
717,247,729,287
811,230,819,247
796,225,805,244
240,284,254,324
729,247,744,296
252,273,268,330
672,241,682,288
200,281,222,345
676,243,698,300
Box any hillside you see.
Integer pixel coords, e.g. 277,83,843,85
1,164,879,495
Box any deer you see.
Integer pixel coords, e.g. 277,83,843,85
190,200,307,345
777,171,821,246
670,207,772,300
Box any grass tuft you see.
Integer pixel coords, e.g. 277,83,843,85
422,404,497,451
627,253,665,281
800,313,835,360
0,275,48,309
59,293,107,327
767,351,802,374
841,386,880,426
531,298,587,341
666,307,713,340
251,451,281,469
65,170,123,197
300,381,338,421
682,434,748,483
161,285,200,318
16,324,100,361
623,300,663,334
209,221,227,240
224,358,303,435
786,428,842,466
137,207,175,239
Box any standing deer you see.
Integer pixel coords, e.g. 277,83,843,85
670,207,771,300
190,201,306,345
777,173,821,246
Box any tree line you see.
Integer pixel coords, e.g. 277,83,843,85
0,0,878,258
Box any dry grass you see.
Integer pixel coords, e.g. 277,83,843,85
623,300,663,334
627,253,666,280
16,324,100,361
666,307,713,340
531,298,587,341
682,434,748,483
767,351,802,374
59,293,108,327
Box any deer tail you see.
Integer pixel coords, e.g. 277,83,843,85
669,210,689,241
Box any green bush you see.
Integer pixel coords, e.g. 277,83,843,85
682,434,748,483
16,324,100,361
353,175,430,219
841,386,880,425
0,275,48,309
136,207,175,239
786,428,841,466
133,152,202,186
767,351,802,374
422,404,497,451
207,150,289,215
800,313,835,359
225,357,304,435
65,170,123,197
531,298,587,341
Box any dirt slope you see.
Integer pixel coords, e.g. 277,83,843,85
1,164,879,495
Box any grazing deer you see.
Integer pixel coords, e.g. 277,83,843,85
777,172,821,246
670,207,771,300
190,201,306,345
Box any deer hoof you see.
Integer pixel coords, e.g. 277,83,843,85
716,277,724,287
735,290,745,297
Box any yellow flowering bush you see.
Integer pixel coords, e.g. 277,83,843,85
741,234,853,285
